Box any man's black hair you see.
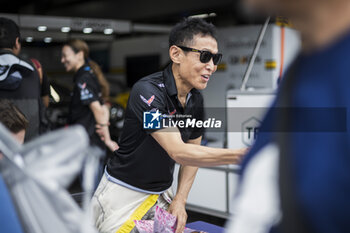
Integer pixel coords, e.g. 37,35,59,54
0,17,20,49
169,17,217,47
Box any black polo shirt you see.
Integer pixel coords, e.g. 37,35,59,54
68,64,104,149
107,64,204,192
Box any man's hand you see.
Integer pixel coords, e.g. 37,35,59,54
232,147,250,164
168,197,187,233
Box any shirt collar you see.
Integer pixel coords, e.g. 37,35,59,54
163,63,178,97
186,92,192,104
74,63,89,81
163,63,198,99
0,49,15,56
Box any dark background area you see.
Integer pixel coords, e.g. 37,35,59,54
126,54,160,88
1,0,266,29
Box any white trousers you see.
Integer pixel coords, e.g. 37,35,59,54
90,174,173,233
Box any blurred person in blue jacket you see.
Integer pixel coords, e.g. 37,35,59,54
226,0,350,233
0,17,43,141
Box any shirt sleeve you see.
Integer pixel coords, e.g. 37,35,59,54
128,81,167,133
76,73,100,105
41,73,50,96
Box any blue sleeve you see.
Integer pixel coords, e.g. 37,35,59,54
0,175,24,233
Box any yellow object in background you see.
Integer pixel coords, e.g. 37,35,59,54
111,92,130,109
265,60,277,70
275,16,293,28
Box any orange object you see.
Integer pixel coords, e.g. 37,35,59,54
30,58,43,83
279,26,285,80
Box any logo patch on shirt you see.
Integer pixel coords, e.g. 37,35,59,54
78,82,93,100
140,95,155,107
78,82,87,89
158,83,165,88
169,109,177,115
84,66,91,71
0,65,9,77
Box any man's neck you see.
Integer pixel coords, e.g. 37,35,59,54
296,2,350,53
171,63,192,106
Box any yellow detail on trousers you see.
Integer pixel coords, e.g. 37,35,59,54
116,194,158,233
91,174,173,233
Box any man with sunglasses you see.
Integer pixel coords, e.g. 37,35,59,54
91,17,247,233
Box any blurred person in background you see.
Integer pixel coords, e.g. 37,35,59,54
30,58,50,108
0,99,28,144
0,99,28,233
61,39,118,183
0,17,43,142
30,58,51,134
226,0,350,233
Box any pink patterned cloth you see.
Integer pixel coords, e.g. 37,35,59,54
133,220,154,233
134,206,206,233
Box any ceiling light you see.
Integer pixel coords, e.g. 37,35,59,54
83,27,93,34
44,37,52,43
104,28,114,35
26,37,33,42
37,26,47,31
189,14,209,19
189,12,217,19
61,26,71,33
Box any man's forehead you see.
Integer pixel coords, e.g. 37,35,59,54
188,34,216,44
190,35,218,51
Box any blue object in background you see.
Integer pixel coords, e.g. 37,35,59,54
186,221,224,233
0,175,24,233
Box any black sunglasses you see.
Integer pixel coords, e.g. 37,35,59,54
177,45,223,65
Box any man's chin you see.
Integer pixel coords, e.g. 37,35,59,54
195,82,208,90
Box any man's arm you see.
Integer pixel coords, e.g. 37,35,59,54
151,128,246,167
168,136,201,233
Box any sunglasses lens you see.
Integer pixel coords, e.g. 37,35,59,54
199,51,222,65
213,54,222,65
200,51,212,63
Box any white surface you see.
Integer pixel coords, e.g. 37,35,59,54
226,144,281,233
226,91,276,151
228,173,240,213
173,164,227,212
220,25,300,90
201,25,300,143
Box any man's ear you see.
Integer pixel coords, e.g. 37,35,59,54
13,37,21,56
169,45,182,64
